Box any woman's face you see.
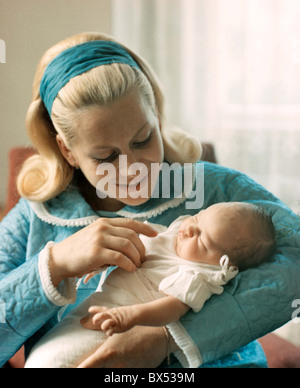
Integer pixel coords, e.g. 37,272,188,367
59,91,164,211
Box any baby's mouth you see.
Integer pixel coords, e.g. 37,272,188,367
178,230,185,240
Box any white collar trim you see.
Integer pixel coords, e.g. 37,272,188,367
29,201,99,227
29,162,196,226
29,195,189,227
117,195,188,219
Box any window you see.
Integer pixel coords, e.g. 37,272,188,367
112,0,300,212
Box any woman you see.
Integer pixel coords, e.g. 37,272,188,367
0,32,299,368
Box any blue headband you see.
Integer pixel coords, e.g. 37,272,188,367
40,40,141,117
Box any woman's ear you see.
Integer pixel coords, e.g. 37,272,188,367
56,135,79,168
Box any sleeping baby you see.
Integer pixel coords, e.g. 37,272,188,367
25,202,276,368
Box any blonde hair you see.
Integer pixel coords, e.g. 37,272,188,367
17,32,202,202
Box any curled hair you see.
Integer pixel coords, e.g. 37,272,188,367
17,32,202,202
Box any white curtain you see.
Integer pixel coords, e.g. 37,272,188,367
112,0,300,213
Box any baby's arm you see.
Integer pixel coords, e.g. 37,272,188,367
81,296,189,336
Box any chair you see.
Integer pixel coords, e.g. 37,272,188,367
5,147,37,214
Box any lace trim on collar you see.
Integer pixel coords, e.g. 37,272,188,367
29,201,99,227
29,195,189,227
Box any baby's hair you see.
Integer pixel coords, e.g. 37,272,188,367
228,203,276,271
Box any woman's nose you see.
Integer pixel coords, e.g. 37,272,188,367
119,154,141,179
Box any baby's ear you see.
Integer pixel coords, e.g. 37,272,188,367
228,260,239,272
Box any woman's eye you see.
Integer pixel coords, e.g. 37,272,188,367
92,131,153,164
133,131,153,148
93,152,119,164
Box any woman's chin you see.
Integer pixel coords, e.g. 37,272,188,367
119,196,151,208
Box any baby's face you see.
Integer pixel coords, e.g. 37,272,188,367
175,203,247,266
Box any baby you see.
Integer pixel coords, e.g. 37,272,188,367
25,202,275,368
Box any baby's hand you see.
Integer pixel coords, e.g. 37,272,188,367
80,306,136,336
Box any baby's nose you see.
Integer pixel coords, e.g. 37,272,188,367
186,225,199,237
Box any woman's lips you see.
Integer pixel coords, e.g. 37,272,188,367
116,172,150,196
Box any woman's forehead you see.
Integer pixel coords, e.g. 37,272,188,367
75,94,156,144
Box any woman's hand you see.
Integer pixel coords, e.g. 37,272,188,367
49,218,157,287
77,325,174,368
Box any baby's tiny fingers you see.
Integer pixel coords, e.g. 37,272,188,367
106,328,115,337
101,319,117,335
88,306,109,315
93,311,112,326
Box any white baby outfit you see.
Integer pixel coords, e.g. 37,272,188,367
25,216,238,369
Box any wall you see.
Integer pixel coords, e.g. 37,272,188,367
0,0,112,206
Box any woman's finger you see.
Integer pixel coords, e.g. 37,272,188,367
105,249,138,272
96,235,140,269
77,348,104,368
108,218,158,238
105,229,146,265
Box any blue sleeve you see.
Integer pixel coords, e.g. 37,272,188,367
180,162,300,365
0,200,59,367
